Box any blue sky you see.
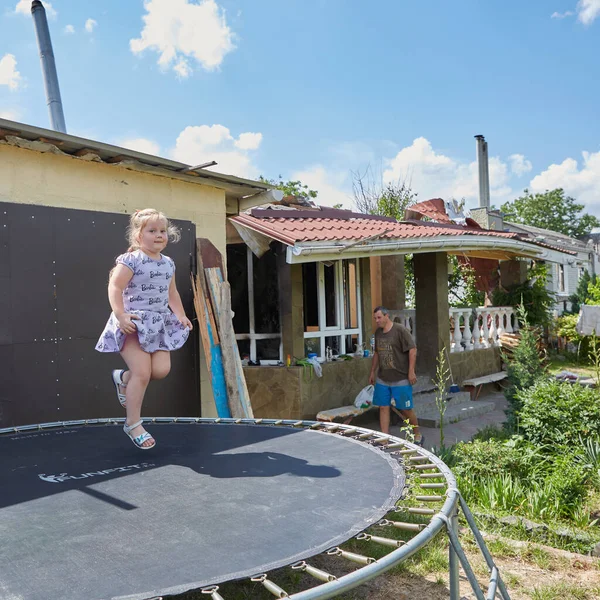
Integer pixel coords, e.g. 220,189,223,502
1,0,600,213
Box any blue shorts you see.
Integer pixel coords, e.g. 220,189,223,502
373,383,413,410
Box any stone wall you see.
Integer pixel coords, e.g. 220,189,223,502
449,347,502,383
244,357,373,419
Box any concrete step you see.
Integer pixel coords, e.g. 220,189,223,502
413,391,472,413
417,400,496,428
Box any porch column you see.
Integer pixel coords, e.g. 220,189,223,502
414,252,450,375
359,257,372,345
380,255,405,310
278,251,305,360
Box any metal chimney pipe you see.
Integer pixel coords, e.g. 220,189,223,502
474,134,490,209
31,0,67,133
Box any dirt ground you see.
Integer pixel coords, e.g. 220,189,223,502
341,540,600,600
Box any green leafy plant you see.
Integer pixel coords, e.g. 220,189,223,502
434,347,451,448
503,304,547,429
517,379,600,446
492,264,555,328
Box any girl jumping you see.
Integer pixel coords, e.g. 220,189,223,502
96,208,193,449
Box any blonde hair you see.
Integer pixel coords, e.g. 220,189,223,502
126,208,180,252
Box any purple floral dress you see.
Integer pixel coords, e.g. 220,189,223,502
95,250,189,354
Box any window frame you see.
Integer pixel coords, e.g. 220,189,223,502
234,246,282,364
303,259,362,359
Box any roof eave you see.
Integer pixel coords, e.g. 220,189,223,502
0,117,271,198
285,236,570,264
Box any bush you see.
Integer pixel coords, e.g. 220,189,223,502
517,379,600,446
452,439,533,480
554,314,590,360
503,306,547,428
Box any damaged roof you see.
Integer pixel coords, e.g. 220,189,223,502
231,204,577,264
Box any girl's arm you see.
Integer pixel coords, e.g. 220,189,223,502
108,264,138,334
168,277,193,330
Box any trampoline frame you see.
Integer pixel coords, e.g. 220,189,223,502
0,417,511,600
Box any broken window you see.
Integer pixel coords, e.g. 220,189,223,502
302,259,362,358
226,244,281,363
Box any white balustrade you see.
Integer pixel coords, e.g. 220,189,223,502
448,306,516,352
387,306,518,353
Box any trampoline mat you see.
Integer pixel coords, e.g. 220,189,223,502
0,423,405,600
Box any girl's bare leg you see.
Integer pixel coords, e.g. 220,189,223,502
120,335,153,447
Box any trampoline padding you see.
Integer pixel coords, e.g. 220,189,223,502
0,423,405,600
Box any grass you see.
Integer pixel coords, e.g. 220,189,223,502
530,582,600,600
547,354,596,380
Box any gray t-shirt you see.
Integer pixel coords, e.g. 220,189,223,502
374,323,416,384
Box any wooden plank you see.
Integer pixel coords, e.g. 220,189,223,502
196,243,219,343
198,238,225,271
216,282,246,418
191,258,230,418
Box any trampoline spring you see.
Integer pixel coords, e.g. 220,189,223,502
411,463,438,470
235,419,243,424
274,420,284,426
379,519,426,532
420,482,446,489
309,422,324,429
250,574,289,598
326,424,341,433
326,547,376,566
356,532,405,548
291,561,336,582
408,454,429,462
414,494,445,502
357,432,375,440
407,507,436,515
341,427,358,436
201,585,225,599
255,418,264,424
292,421,305,427
419,471,445,479
372,436,390,445
389,446,416,454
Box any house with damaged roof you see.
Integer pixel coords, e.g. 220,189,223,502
227,197,576,420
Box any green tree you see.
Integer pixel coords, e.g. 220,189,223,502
259,176,318,200
501,188,599,238
569,270,596,312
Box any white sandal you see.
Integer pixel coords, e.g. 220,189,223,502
111,369,127,407
123,420,155,450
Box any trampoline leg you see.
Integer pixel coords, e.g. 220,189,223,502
449,508,460,600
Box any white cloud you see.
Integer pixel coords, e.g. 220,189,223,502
551,10,574,18
171,124,262,177
382,137,513,207
529,150,600,216
577,0,600,24
508,154,533,177
15,0,56,18
64,24,75,34
119,137,161,156
85,18,97,33
130,0,235,77
291,165,354,208
0,54,21,91
234,132,263,151
0,108,20,120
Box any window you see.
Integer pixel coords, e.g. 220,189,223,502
227,245,282,363
302,259,362,358
557,264,565,293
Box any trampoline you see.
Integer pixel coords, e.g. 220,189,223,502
0,418,511,600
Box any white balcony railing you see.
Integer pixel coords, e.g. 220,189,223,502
389,306,518,353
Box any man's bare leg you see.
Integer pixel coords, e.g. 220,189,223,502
379,406,391,434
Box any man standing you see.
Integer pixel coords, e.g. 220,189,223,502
369,306,423,446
